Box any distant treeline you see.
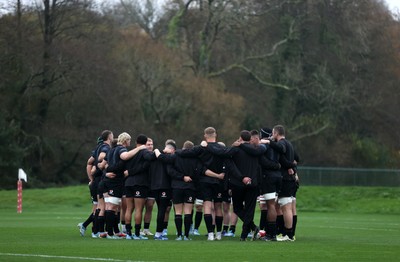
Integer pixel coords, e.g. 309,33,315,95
1,0,399,189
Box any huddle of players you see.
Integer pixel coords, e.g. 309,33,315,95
79,125,299,242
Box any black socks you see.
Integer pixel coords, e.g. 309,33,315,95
259,210,268,230
194,211,203,230
175,215,183,237
204,214,213,233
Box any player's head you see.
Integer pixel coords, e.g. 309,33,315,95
146,138,154,151
118,132,131,147
272,125,285,139
101,130,113,143
183,140,194,150
240,130,251,142
165,139,176,146
164,140,177,154
250,129,260,145
204,127,217,141
136,134,148,146
260,127,272,139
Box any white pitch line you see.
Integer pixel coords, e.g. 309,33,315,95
312,225,399,232
0,253,153,262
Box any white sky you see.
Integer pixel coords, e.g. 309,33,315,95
1,0,400,15
386,0,400,11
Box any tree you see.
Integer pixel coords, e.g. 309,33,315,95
115,26,244,144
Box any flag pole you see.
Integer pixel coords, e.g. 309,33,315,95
17,168,27,214
17,179,22,213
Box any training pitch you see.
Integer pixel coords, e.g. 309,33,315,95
0,186,399,261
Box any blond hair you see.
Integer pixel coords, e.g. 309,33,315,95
118,132,131,145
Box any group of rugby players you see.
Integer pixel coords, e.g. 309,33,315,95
77,125,299,242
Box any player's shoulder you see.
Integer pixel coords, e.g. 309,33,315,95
100,143,111,152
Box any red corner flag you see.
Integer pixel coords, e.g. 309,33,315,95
17,169,27,213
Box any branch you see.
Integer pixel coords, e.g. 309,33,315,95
208,20,296,84
47,88,73,103
243,38,288,63
209,64,293,90
291,123,330,142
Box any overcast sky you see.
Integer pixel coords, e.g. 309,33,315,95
95,0,400,12
1,0,400,15
386,0,400,11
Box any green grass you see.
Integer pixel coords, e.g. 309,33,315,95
0,186,399,261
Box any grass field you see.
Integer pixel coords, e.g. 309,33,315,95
0,186,399,261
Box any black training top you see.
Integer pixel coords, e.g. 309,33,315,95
104,145,127,183
175,144,223,185
125,149,152,187
275,138,296,180
167,152,203,190
92,143,111,178
255,144,281,174
149,153,175,191
205,143,265,188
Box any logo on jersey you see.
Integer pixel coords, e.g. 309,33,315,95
136,191,141,196
161,192,167,198
109,190,114,195
217,193,222,198
188,197,193,203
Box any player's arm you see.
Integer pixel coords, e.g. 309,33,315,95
279,154,297,169
86,156,95,182
206,143,237,158
239,143,266,156
156,150,176,164
261,139,286,154
175,145,203,157
167,164,191,182
204,169,225,180
259,155,281,170
96,151,108,170
120,145,146,161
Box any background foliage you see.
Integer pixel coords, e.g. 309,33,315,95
1,0,399,188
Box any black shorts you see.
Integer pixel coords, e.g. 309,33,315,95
90,177,102,202
154,189,172,202
200,182,223,202
97,179,106,199
125,185,149,198
217,183,230,203
278,179,297,198
172,189,195,204
195,189,204,202
261,173,282,195
103,181,124,198
148,190,156,200
221,190,231,203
